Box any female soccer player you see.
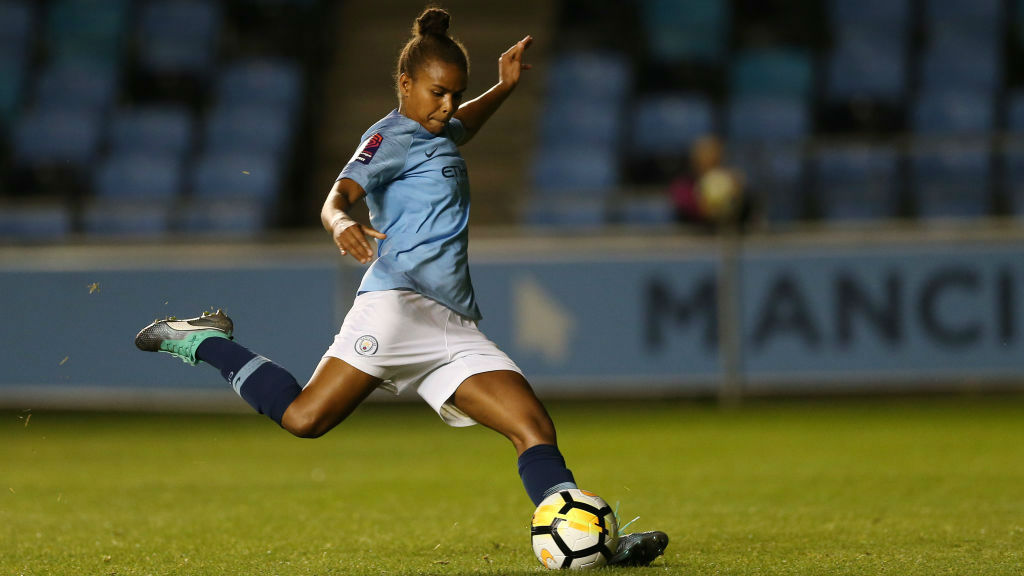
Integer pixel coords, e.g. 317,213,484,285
135,7,667,566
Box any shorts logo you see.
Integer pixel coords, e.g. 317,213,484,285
355,335,379,356
355,133,383,165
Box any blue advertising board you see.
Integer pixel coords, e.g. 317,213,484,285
2,236,1023,406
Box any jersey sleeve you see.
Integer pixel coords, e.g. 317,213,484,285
337,128,412,194
446,117,469,146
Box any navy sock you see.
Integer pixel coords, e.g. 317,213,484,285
196,337,301,426
517,444,577,506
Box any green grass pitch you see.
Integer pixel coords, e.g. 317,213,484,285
3,396,1024,575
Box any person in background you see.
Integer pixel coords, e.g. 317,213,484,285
669,135,751,230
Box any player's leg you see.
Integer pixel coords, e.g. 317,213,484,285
451,369,669,567
451,370,578,505
279,356,381,438
135,312,379,437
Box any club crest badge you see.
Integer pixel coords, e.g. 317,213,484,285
355,335,379,356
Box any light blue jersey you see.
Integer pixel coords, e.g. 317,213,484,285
337,109,480,320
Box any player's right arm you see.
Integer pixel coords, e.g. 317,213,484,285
321,178,386,265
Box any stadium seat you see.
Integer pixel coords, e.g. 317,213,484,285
1003,141,1024,216
532,146,619,195
216,59,302,111
926,0,1001,25
13,109,102,167
828,0,910,29
918,45,1000,96
176,199,271,234
93,154,183,201
0,54,27,125
203,105,293,156
522,196,608,228
813,144,900,221
33,59,119,112
614,194,675,225
730,49,814,101
911,92,994,135
191,152,280,200
825,38,907,104
45,0,127,63
730,145,805,222
0,1,34,48
726,97,809,143
137,0,222,75
639,0,728,63
539,99,622,151
1006,90,1024,132
909,141,991,218
0,203,71,241
108,106,194,158
81,201,173,237
545,51,631,107
628,94,715,157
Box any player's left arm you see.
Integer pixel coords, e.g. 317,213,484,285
454,35,532,144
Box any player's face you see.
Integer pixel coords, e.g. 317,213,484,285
399,60,467,135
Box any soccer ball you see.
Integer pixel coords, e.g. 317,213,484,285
531,489,618,570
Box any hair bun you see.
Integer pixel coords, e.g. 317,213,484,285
415,8,450,37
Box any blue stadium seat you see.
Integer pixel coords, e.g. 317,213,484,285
730,145,805,222
93,154,183,201
828,0,910,29
177,199,271,235
81,201,173,237
909,141,991,218
629,94,715,157
825,36,907,103
1002,141,1024,216
217,59,302,111
203,106,293,156
0,54,27,125
191,152,280,200
615,194,675,225
918,45,1000,95
640,0,728,63
730,49,814,101
45,0,127,63
546,52,631,107
1005,90,1024,132
926,0,1001,25
0,204,72,241
34,59,118,112
540,100,622,150
108,106,194,158
813,144,900,221
726,97,809,143
522,196,607,228
532,146,619,194
911,92,994,135
13,109,102,166
138,0,222,75
0,1,34,48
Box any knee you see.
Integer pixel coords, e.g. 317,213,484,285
281,405,337,439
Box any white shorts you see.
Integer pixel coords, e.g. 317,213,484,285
324,289,522,427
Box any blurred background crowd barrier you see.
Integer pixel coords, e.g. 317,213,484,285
3,0,1024,408
2,230,1023,409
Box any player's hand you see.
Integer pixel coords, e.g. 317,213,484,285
331,216,386,264
498,35,533,91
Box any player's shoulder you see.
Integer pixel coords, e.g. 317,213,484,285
361,109,419,144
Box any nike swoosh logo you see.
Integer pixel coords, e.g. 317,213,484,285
425,146,440,158
166,321,212,331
